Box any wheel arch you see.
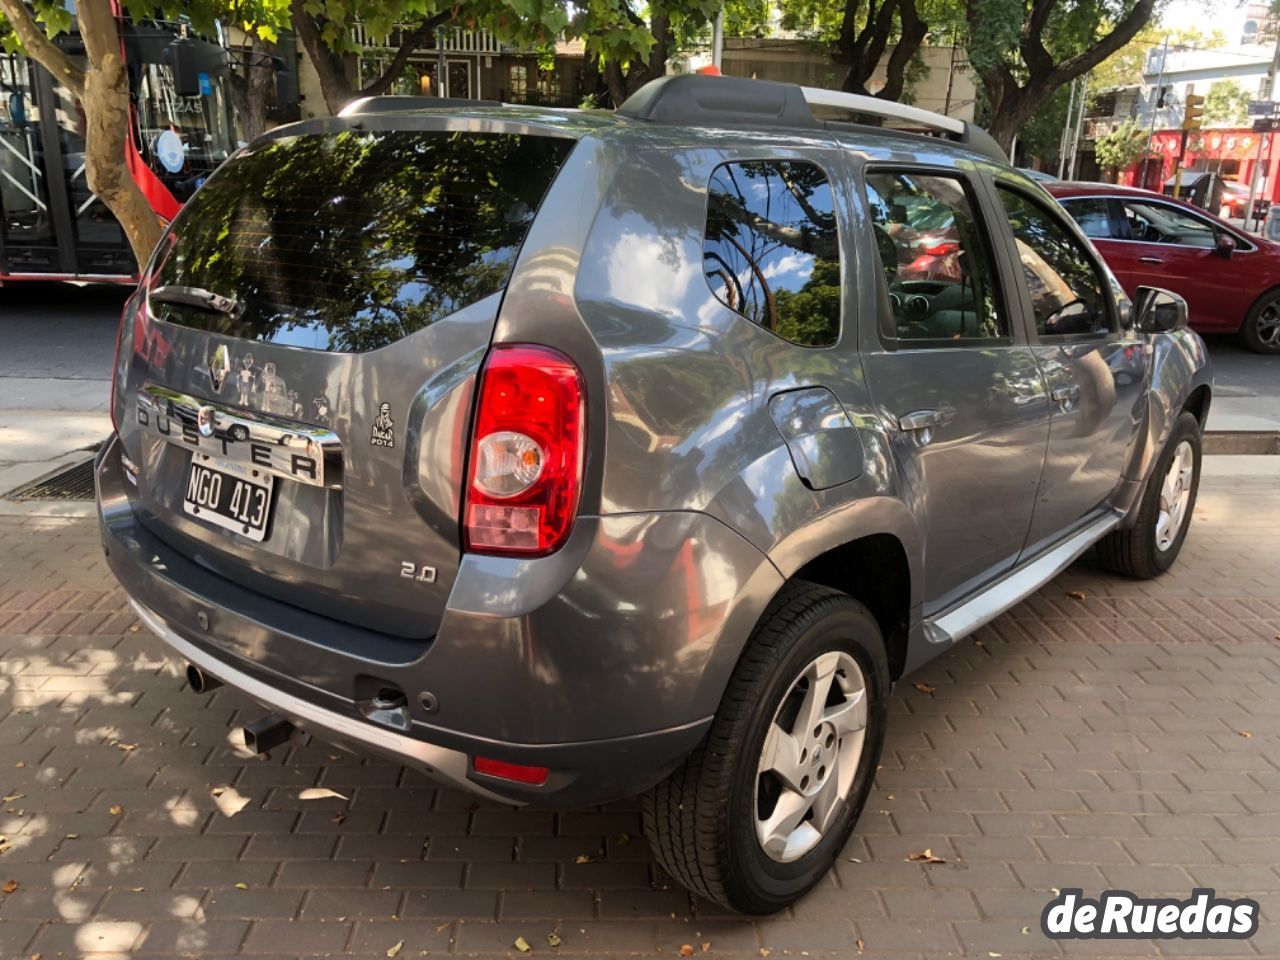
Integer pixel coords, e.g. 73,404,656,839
788,533,914,680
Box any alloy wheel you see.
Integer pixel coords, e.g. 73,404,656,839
1155,440,1194,553
1257,300,1280,350
755,651,867,863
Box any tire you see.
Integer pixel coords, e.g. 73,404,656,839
642,580,889,914
1239,288,1280,354
1095,411,1202,579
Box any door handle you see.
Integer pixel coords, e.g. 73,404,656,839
897,409,945,431
1050,385,1080,402
1138,256,1163,264
1013,393,1045,406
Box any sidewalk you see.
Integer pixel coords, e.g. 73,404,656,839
0,460,1275,958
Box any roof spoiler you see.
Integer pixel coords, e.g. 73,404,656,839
618,75,1006,164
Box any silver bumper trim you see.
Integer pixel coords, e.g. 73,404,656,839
128,598,511,803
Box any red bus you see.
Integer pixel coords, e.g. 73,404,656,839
0,19,233,282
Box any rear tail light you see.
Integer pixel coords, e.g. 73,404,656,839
109,294,136,435
473,756,550,785
463,344,584,556
922,241,959,257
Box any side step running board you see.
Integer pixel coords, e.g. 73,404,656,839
923,513,1120,646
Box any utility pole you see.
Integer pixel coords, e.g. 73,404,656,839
1058,78,1079,179
1246,27,1280,232
1141,36,1169,190
1068,75,1089,179
711,10,724,69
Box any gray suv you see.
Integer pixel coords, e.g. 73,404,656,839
97,75,1212,914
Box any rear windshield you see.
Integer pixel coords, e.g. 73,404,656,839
150,129,574,352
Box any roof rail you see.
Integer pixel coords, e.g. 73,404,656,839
339,95,500,117
617,75,1006,164
800,87,964,135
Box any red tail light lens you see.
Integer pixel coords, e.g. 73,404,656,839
473,756,550,785
464,344,584,556
922,241,959,257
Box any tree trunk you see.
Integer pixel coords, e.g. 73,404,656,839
292,1,355,114
228,36,276,143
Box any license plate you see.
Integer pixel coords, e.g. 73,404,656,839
183,454,275,542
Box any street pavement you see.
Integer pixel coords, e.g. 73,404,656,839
0,458,1275,958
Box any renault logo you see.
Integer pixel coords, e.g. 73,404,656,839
197,405,217,438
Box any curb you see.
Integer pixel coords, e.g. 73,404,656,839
1203,431,1280,455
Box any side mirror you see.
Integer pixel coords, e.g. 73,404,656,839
1216,232,1237,258
1133,286,1188,334
162,38,201,98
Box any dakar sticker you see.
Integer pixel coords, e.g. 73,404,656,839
370,402,395,448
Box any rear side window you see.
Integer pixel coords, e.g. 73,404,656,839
703,160,841,347
1059,198,1114,239
865,170,1008,343
151,130,574,352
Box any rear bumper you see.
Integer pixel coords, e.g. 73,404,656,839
97,434,782,806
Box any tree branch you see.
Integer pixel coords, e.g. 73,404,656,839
0,0,86,98
1044,0,1158,92
358,12,452,97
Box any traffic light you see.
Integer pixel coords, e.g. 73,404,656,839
1183,93,1205,131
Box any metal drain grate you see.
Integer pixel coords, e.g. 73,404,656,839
4,458,97,502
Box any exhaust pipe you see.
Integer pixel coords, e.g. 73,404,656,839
242,713,295,755
186,663,222,694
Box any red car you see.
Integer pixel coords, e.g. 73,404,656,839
1047,182,1280,353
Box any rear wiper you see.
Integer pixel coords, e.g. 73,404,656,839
149,284,244,320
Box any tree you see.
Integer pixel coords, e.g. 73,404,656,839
779,0,930,99
224,1,292,141
1204,78,1250,127
1088,25,1226,95
965,0,1159,151
291,0,572,115
573,0,721,107
1094,118,1149,174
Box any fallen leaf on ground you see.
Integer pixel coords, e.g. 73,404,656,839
386,940,404,958
64,833,78,840
679,946,695,958
1239,731,1253,738
913,682,936,695
615,833,631,845
2,793,23,803
1066,591,1086,601
573,854,592,864
856,939,865,955
130,887,145,893
989,953,1002,958
847,857,862,863
701,943,711,952
233,882,249,890
331,813,347,825
905,848,947,864
1021,926,1030,935
547,931,562,947
759,950,771,958
2,880,16,893
108,805,123,816
14,762,23,769
212,786,250,818
435,923,449,933
514,936,531,953
114,742,138,752
297,787,348,801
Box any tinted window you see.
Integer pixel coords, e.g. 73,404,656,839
1060,198,1114,238
152,130,574,353
865,171,1007,342
703,160,840,347
1122,200,1216,248
998,187,1112,337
